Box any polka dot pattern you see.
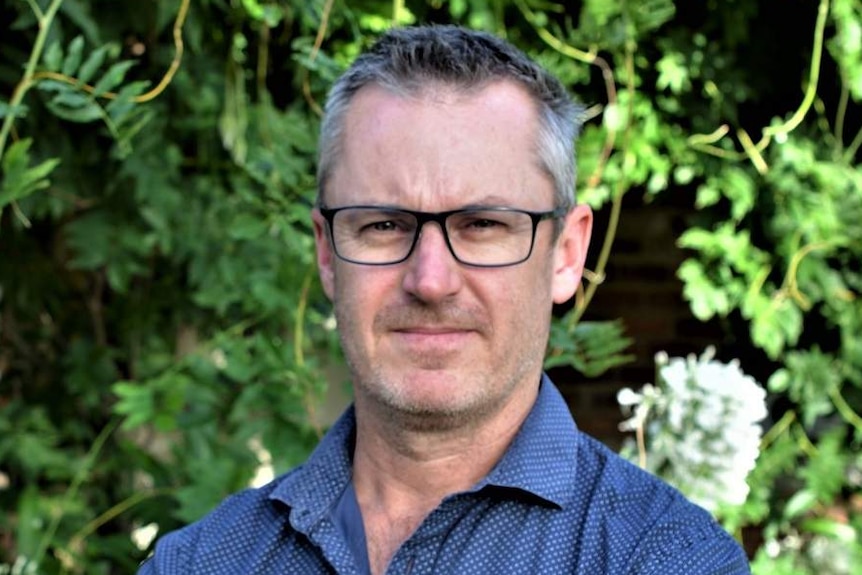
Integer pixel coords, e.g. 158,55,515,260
138,375,750,574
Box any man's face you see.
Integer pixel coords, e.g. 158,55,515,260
313,81,591,430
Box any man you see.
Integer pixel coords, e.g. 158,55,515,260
140,25,750,574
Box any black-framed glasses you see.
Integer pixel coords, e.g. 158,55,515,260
318,205,567,267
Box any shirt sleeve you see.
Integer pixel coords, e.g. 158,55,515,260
631,521,751,575
643,536,750,575
134,527,195,574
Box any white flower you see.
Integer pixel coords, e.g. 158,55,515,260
617,384,661,432
248,436,275,488
617,348,769,514
211,349,228,370
131,523,159,551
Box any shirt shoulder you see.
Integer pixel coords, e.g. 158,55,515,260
136,469,300,574
573,433,750,574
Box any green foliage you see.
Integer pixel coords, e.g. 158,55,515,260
545,318,634,377
2,0,861,573
0,138,61,208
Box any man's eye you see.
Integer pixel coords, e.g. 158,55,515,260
467,218,504,229
358,217,411,234
367,220,397,231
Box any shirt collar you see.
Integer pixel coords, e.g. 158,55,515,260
269,406,356,532
473,374,579,509
269,374,579,529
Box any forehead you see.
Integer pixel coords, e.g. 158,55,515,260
327,81,553,210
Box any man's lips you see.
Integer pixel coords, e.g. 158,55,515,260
393,326,474,334
390,326,477,347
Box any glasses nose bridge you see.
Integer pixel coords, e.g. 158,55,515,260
411,210,457,259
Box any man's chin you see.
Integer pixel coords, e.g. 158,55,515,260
361,374,493,430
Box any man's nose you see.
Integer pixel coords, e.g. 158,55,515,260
401,222,463,303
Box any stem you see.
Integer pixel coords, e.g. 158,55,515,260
25,0,43,20
688,0,830,157
570,39,637,327
760,0,829,140
513,0,618,190
301,0,334,116
829,386,862,433
737,128,769,174
570,176,622,327
133,0,190,104
295,267,323,439
843,123,862,162
0,0,65,163
66,488,173,553
780,240,834,310
636,419,647,469
26,418,119,572
760,410,796,450
834,77,849,154
793,422,819,457
393,0,404,24
294,268,313,368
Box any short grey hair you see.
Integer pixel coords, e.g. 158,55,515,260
316,25,583,211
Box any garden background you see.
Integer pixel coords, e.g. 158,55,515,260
1,0,861,573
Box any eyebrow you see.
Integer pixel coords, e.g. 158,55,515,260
366,193,527,212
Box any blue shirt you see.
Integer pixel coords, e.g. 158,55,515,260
138,376,750,574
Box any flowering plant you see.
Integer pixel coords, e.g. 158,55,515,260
617,347,768,514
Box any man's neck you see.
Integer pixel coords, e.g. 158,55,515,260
350,382,539,574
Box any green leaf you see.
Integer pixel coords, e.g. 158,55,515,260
545,319,634,377
229,212,268,240
60,0,103,44
0,100,29,120
92,60,136,97
47,90,104,123
113,382,155,430
15,485,45,559
678,259,731,320
799,428,849,502
656,52,689,93
77,44,109,84
767,368,790,393
603,102,626,132
43,40,63,71
62,35,86,76
695,181,721,209
783,489,817,520
750,298,802,359
723,167,756,222
800,517,858,543
0,138,61,208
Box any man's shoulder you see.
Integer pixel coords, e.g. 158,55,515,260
571,432,750,573
137,469,301,574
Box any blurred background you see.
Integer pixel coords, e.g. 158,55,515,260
1,0,860,573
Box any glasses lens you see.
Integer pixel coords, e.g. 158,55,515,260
331,208,418,264
328,207,541,266
446,209,535,266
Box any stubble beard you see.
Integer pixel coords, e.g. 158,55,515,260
335,297,549,434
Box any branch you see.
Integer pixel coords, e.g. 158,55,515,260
513,0,618,189
26,419,120,572
829,386,862,433
301,0,335,117
24,0,190,104
0,0,65,163
295,267,323,440
571,39,637,325
688,0,831,169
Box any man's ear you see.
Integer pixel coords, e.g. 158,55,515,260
312,208,335,300
551,204,593,304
